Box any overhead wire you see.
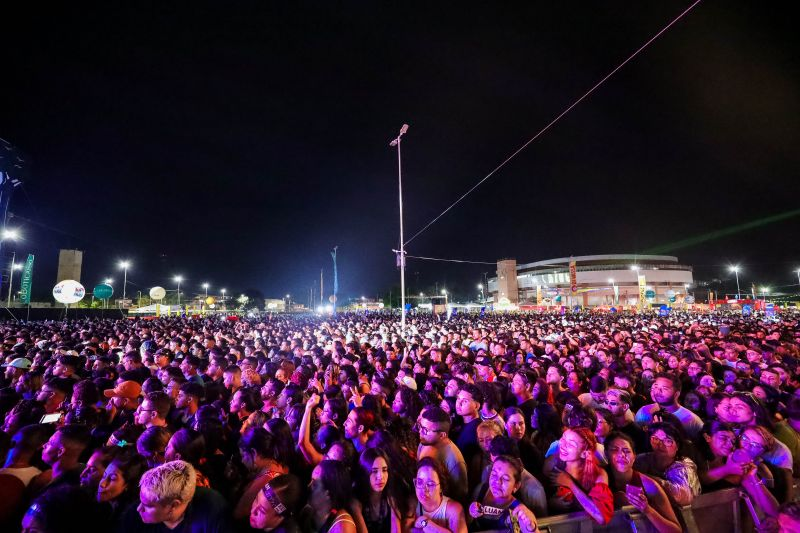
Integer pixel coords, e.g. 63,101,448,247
403,0,703,247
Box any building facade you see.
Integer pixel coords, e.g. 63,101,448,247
488,254,693,308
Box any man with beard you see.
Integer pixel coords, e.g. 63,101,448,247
634,373,703,438
416,405,468,504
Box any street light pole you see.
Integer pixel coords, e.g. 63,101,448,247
174,276,183,306
7,251,17,306
608,278,616,305
390,124,409,332
730,266,741,300
119,261,130,305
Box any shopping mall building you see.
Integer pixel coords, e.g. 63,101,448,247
487,254,694,308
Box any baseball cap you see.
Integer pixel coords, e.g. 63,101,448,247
103,380,142,399
475,356,492,367
400,375,417,391
2,357,32,370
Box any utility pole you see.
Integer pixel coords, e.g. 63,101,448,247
320,269,324,307
330,247,338,315
390,124,409,332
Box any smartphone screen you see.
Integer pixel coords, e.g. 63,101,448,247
40,413,63,424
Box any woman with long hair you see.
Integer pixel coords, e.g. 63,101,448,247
605,432,681,533
234,427,291,523
306,459,357,533
250,473,303,532
633,422,701,506
351,447,413,533
546,427,613,525
530,403,562,458
697,420,754,491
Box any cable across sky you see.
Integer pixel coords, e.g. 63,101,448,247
403,0,703,248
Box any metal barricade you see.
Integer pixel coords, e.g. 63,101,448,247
536,488,745,533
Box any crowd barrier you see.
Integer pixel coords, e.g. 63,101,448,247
537,487,744,532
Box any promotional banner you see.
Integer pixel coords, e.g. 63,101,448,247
569,260,577,293
536,285,542,305
638,275,647,309
19,254,34,304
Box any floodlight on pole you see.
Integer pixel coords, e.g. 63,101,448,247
202,283,209,298
1,229,19,241
390,123,410,332
729,265,741,299
174,276,183,305
119,261,131,303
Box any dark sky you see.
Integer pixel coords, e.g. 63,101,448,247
1,1,798,304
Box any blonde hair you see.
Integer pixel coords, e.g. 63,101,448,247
139,460,197,503
477,419,504,436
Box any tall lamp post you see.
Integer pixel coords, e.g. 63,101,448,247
119,261,130,304
7,260,22,306
2,229,20,305
795,268,800,292
221,288,226,308
729,266,741,299
441,289,448,308
390,124,409,331
202,283,209,299
477,284,484,304
174,276,183,306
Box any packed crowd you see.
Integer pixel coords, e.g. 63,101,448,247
1,310,800,533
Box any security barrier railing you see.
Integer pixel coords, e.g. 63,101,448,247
536,487,744,533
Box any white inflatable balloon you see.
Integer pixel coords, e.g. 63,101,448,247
53,280,86,304
150,286,167,300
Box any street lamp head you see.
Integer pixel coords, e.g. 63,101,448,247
221,288,226,294
729,265,740,273
441,289,447,295
174,276,183,283
104,278,113,284
477,284,483,289
762,287,770,293
630,265,640,271
2,229,20,241
608,278,614,284
202,283,210,289
11,263,22,270
119,261,130,269
285,294,290,298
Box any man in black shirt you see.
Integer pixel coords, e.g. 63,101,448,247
126,460,230,533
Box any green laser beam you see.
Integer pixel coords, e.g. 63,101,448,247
643,208,800,254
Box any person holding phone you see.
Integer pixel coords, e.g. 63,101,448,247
606,432,681,533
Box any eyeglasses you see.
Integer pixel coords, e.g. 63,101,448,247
739,434,765,451
414,478,440,490
713,434,737,446
650,435,676,447
417,425,441,436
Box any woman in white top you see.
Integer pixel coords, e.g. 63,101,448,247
412,457,467,533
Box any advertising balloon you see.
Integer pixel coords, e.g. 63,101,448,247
53,280,86,304
149,286,166,300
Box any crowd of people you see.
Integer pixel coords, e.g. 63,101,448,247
0,310,799,532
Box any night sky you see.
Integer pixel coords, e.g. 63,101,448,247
1,2,798,304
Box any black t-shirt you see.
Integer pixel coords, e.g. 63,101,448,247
121,487,230,533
